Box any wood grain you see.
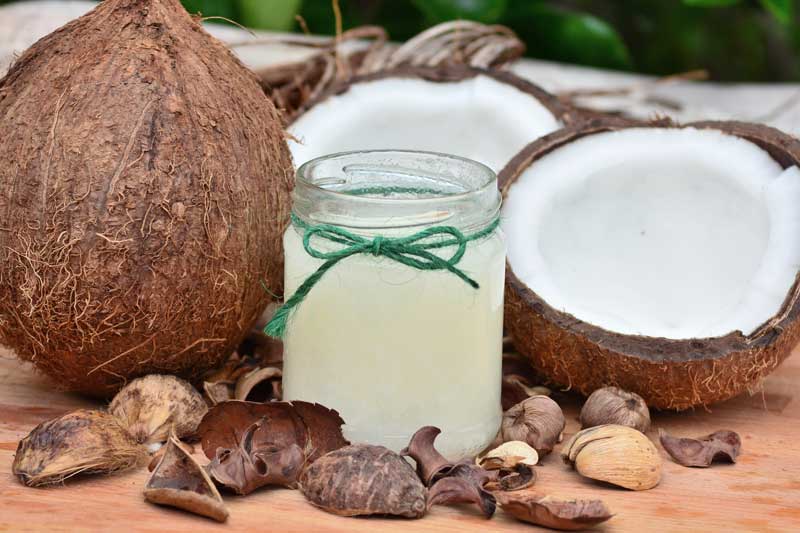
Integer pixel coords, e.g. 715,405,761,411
1,346,799,532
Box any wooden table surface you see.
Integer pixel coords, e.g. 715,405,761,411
1,347,799,533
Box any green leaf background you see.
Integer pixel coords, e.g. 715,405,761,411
1,0,796,81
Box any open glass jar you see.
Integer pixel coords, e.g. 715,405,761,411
278,150,505,460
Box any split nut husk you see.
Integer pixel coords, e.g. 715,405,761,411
428,463,497,518
401,426,454,486
144,431,228,522
109,375,207,445
561,424,661,490
580,386,650,432
497,396,565,456
659,429,741,467
497,492,613,530
13,409,146,487
301,444,426,518
478,440,539,469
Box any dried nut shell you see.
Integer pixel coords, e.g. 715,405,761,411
497,492,613,530
301,444,426,518
400,426,454,486
561,425,661,491
580,387,651,432
498,395,565,456
659,429,741,467
478,441,539,469
144,431,228,522
203,381,233,406
428,464,497,518
234,366,282,401
109,375,207,445
13,409,145,486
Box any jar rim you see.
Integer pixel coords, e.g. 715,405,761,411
293,150,501,231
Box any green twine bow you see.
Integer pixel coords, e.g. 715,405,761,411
264,214,500,339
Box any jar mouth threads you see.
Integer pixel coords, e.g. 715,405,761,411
293,150,501,231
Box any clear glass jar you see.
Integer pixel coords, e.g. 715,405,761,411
281,150,506,460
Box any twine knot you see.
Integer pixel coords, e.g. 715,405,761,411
264,213,500,339
371,236,385,256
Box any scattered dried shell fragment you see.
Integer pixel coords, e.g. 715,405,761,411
207,419,305,495
13,409,145,487
580,387,651,433
659,429,741,467
478,440,539,469
301,444,427,518
144,431,228,522
497,396,565,456
561,425,661,490
234,366,282,402
428,463,497,518
401,426,454,486
109,375,207,445
497,492,613,530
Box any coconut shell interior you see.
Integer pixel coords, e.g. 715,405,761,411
500,117,800,409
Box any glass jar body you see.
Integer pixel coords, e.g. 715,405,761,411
280,150,505,460
282,226,505,459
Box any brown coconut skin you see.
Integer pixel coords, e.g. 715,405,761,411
0,0,293,396
291,64,577,126
500,117,800,409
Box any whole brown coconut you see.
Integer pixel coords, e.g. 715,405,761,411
501,117,800,409
0,0,293,396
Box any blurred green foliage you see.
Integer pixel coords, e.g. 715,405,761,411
3,0,795,80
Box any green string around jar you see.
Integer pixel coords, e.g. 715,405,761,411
264,212,500,339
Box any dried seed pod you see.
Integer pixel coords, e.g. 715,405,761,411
109,375,207,445
497,493,613,530
207,419,305,494
561,425,661,490
234,367,282,401
659,429,741,467
488,463,537,492
203,381,233,406
301,444,426,518
13,409,145,486
497,396,565,456
144,431,228,522
478,440,539,469
580,387,651,432
428,463,497,518
400,426,454,486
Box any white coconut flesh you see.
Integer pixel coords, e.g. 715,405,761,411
289,74,562,172
503,127,800,340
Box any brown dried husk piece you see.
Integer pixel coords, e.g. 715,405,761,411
144,431,228,522
659,429,741,467
497,493,613,531
234,366,282,402
400,426,454,486
196,400,347,464
427,463,497,518
109,375,207,444
501,117,800,409
496,396,564,456
13,409,145,486
580,386,650,432
0,0,294,396
300,444,426,518
207,419,305,494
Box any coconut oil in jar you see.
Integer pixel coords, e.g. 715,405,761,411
280,150,506,460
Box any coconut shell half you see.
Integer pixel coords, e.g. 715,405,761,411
289,65,577,173
500,118,800,409
0,0,294,395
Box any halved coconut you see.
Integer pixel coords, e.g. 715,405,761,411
501,118,800,409
289,65,571,172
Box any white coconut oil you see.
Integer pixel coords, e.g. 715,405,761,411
280,150,506,460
